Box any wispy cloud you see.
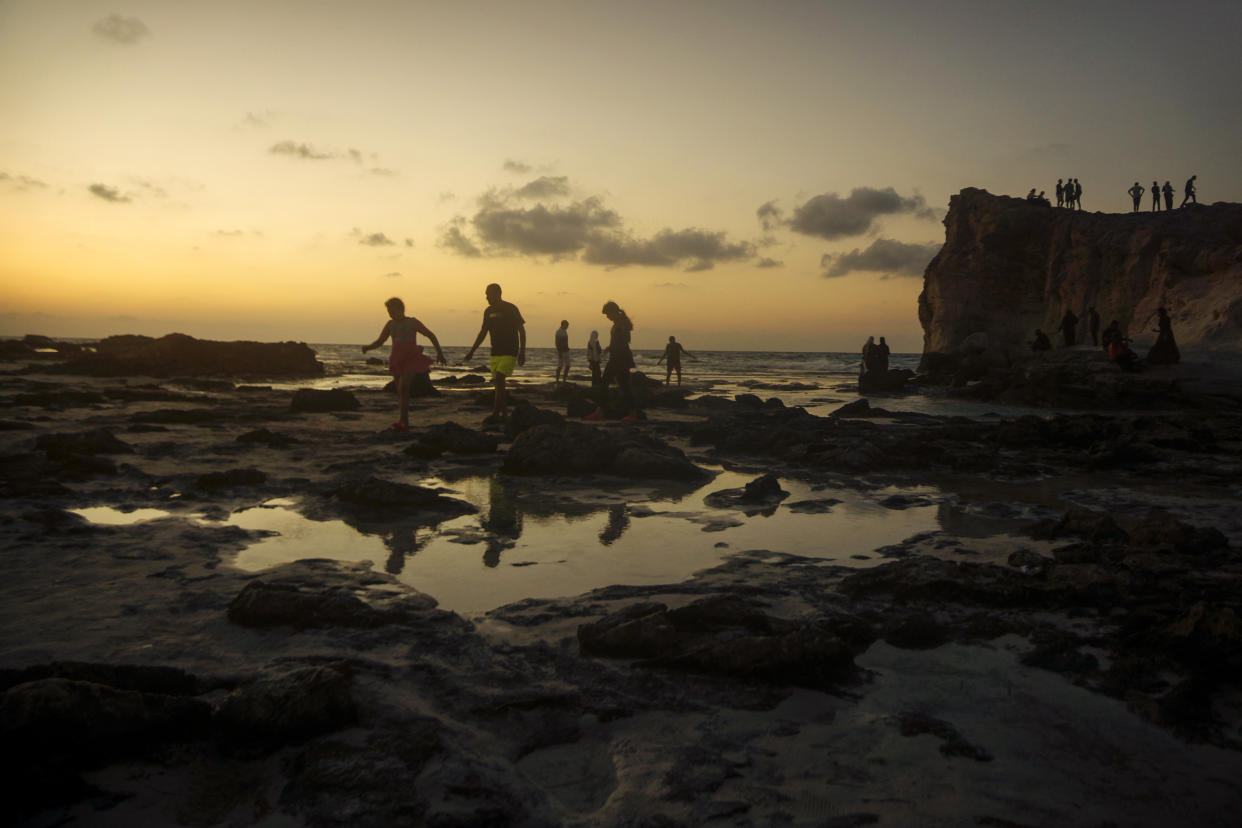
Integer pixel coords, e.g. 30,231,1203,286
756,257,784,268
503,159,532,174
352,229,395,246
239,111,275,129
821,238,940,279
0,172,49,192
88,183,130,203
383,271,402,279
439,222,482,258
269,140,336,161
764,187,937,240
92,14,150,44
514,175,570,200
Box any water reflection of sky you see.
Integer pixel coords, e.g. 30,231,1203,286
224,470,941,616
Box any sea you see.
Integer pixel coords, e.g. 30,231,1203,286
301,343,1038,420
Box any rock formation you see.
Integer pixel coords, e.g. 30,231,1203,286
919,189,1242,366
48,333,324,378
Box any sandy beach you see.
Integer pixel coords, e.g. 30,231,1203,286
3,352,1242,827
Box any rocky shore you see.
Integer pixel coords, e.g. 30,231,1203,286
2,348,1241,827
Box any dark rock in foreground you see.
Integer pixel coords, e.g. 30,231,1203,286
290,388,360,412
503,421,709,480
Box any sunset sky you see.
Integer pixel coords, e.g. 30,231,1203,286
3,0,1240,352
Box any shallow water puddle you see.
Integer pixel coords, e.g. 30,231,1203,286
70,506,178,525
226,471,941,615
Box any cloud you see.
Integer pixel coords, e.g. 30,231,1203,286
0,172,48,191
239,111,274,129
438,223,482,258
821,238,941,279
513,175,570,200
584,228,753,271
269,140,335,161
756,257,783,268
441,180,757,272
404,238,414,248
88,183,130,203
369,167,397,177
355,231,395,246
92,14,150,44
757,200,784,231
503,159,532,174
383,271,402,279
438,191,456,203
783,187,937,240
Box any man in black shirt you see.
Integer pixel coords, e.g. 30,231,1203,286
463,283,526,422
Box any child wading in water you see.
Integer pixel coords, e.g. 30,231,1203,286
362,297,446,431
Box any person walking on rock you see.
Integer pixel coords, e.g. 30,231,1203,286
462,283,526,424
1181,175,1197,207
655,335,696,385
585,301,640,423
553,319,571,386
1128,182,1144,212
362,297,447,432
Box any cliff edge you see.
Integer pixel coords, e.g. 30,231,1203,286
918,188,1242,364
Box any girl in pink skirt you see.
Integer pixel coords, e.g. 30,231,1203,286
362,297,446,431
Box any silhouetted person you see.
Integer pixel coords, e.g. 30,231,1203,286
1181,175,1197,207
599,503,630,546
655,335,696,385
1146,306,1181,365
1151,180,1161,212
1101,320,1121,351
1059,308,1079,347
1055,178,1064,208
1128,182,1144,212
1162,180,1174,211
362,296,447,432
554,319,570,386
1073,179,1083,210
1087,306,1100,347
586,329,602,384
876,336,891,372
860,335,878,376
585,301,639,422
1030,329,1051,352
1109,335,1140,371
462,283,526,424
1027,188,1038,201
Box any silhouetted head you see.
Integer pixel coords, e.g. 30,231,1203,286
668,335,676,343
879,336,887,345
866,336,875,345
589,330,599,342
485,283,502,305
601,301,632,330
384,297,405,319
560,319,568,329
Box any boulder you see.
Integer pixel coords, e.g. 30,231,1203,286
418,421,498,454
290,388,360,412
502,422,708,480
35,429,132,460
214,665,355,747
226,580,432,629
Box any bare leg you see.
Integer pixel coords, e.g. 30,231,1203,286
676,367,682,385
397,374,411,426
493,373,507,417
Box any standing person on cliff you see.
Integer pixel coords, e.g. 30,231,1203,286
1073,179,1083,210
1055,179,1064,208
1151,180,1161,211
1128,182,1145,212
1181,175,1197,207
1087,306,1101,347
1162,181,1175,210
462,283,526,425
1059,308,1079,347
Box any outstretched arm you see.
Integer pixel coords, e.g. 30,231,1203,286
461,324,488,363
362,322,392,353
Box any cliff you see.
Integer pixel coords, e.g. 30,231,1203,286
918,189,1242,364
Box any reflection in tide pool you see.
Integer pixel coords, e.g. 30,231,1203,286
228,470,940,615
71,506,176,525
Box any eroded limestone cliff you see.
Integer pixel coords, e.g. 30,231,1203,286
919,188,1242,362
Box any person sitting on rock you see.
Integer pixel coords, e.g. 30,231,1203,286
1101,320,1121,351
1026,188,1038,201
1029,329,1052,352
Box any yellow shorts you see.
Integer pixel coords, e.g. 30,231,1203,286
489,355,518,377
